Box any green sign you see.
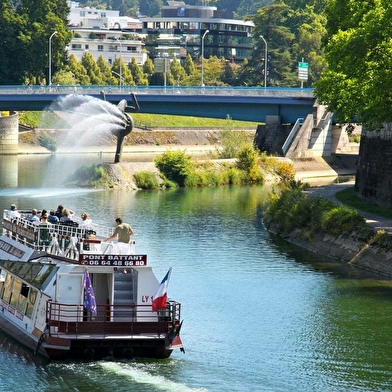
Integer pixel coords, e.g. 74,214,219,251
298,62,309,81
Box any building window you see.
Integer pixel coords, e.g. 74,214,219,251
72,44,82,50
108,58,112,65
85,45,89,50
98,45,103,52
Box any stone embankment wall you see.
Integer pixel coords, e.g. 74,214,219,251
269,226,392,278
355,131,392,208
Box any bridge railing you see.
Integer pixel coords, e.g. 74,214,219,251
0,85,315,98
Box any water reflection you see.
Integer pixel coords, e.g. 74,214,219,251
0,155,18,187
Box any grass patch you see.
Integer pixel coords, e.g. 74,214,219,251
336,187,392,219
132,113,258,129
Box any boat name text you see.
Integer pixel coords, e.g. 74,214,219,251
79,254,147,266
0,239,26,259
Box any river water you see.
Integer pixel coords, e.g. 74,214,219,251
1,154,392,392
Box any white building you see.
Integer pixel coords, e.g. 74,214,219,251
67,2,147,66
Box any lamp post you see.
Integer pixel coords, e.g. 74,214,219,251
115,37,122,90
259,35,268,89
48,31,58,86
201,29,209,87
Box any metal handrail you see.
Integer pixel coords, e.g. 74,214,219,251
282,117,304,155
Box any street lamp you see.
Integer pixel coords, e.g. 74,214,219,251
48,31,58,86
201,29,209,87
259,35,268,89
115,37,122,90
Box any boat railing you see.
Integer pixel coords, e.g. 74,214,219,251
46,300,181,338
1,213,135,260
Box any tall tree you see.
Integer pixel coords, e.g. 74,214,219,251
315,0,392,126
0,0,70,84
129,57,148,85
244,4,297,87
97,55,118,85
81,52,105,84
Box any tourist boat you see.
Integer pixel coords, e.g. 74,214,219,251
0,209,184,360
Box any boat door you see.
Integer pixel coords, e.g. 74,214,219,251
55,273,83,322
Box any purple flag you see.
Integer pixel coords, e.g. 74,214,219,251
83,269,97,315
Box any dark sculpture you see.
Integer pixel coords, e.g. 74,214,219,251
101,91,140,163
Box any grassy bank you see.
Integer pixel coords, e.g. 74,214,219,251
19,111,260,130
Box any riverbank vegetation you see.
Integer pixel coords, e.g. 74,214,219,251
263,187,370,239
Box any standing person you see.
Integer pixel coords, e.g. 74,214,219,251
103,218,134,243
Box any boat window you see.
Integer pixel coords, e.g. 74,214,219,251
10,279,22,308
0,270,5,297
26,288,37,318
2,274,13,303
31,264,55,287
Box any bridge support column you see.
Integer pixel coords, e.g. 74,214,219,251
0,112,18,154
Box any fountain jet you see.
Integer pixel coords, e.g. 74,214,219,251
49,92,140,163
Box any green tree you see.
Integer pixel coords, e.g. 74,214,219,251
81,52,105,84
129,57,148,85
139,0,163,17
315,0,391,126
112,58,134,86
97,55,117,85
244,4,297,87
0,0,70,84
183,54,196,76
170,57,186,84
142,57,155,83
66,54,90,85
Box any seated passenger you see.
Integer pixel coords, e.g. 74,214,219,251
48,210,59,224
80,212,93,227
60,208,71,223
60,209,78,227
55,205,64,219
26,209,40,224
40,213,51,225
5,204,21,221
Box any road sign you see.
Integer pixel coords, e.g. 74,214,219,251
298,62,308,81
154,58,170,73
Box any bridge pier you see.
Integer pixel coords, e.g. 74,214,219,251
0,112,19,154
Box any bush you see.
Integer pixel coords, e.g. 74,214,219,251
321,206,366,236
263,189,365,236
154,150,193,186
276,161,296,182
134,171,160,189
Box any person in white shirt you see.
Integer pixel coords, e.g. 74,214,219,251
6,204,21,221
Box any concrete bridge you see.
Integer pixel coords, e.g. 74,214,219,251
0,85,350,159
0,85,315,123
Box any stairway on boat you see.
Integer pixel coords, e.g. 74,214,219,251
113,270,137,321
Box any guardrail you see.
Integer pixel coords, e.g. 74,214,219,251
0,85,315,98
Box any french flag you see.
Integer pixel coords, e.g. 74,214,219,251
152,268,172,312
